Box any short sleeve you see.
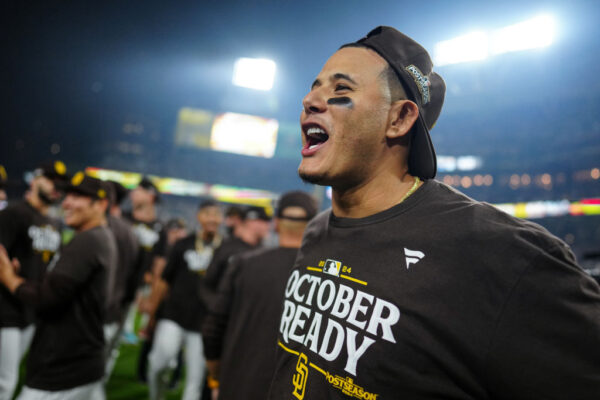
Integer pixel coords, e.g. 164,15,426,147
15,232,101,312
202,255,242,360
162,241,183,284
485,249,600,400
152,228,168,258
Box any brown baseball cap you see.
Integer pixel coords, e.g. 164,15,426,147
342,26,445,179
65,172,109,200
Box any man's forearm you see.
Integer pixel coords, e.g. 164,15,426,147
3,274,24,294
206,359,220,381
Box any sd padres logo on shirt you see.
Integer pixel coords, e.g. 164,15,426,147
133,223,160,250
183,248,213,273
28,224,61,263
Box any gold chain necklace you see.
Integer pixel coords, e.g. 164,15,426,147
399,176,420,204
195,231,222,252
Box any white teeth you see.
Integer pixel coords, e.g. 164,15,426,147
309,144,319,150
306,127,326,137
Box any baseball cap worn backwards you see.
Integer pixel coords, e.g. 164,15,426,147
276,191,318,221
66,172,109,200
243,206,272,222
342,26,446,180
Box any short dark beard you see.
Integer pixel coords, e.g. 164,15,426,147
38,188,57,205
298,170,328,186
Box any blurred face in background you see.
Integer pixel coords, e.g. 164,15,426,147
0,189,7,210
198,205,223,236
225,214,242,234
130,186,156,209
245,219,271,244
167,226,188,245
62,193,106,231
32,175,61,205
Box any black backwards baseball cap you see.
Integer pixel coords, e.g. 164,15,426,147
65,172,109,200
276,191,318,221
243,206,272,222
342,26,446,179
138,176,161,203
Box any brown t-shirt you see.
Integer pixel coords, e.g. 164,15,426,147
0,201,60,328
268,180,600,400
16,225,117,391
203,246,298,400
161,233,219,332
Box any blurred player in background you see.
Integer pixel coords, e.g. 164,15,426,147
0,165,7,211
203,191,317,400
146,199,223,400
223,205,243,238
165,218,189,247
203,206,271,294
138,217,189,391
90,181,141,400
0,161,67,400
0,172,117,400
107,179,129,218
125,177,168,295
120,177,168,380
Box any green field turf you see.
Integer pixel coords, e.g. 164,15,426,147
13,341,184,400
105,342,184,399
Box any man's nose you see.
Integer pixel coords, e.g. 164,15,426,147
302,90,327,114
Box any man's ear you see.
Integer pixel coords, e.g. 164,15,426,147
95,198,109,214
386,100,419,139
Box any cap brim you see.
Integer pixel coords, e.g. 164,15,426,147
64,185,97,199
408,113,437,180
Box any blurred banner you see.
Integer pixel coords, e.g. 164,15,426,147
86,167,276,209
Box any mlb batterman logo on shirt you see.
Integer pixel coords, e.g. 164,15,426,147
323,259,342,276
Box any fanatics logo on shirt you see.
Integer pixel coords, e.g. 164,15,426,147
404,248,425,269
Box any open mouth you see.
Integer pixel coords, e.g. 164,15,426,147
304,126,329,150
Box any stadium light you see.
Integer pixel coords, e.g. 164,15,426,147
491,14,555,55
434,31,489,66
232,57,276,91
434,15,557,67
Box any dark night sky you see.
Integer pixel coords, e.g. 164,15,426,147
3,0,600,184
